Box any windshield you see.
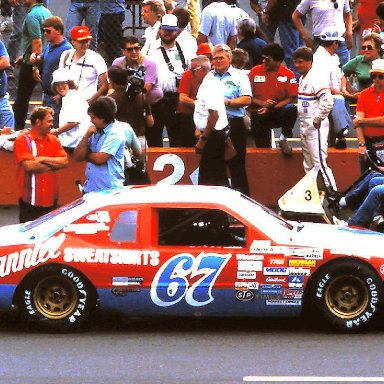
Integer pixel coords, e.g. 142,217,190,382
21,198,85,231
232,194,293,242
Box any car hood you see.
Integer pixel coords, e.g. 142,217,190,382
0,223,44,246
290,222,384,258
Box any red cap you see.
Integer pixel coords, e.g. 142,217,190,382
196,43,213,56
70,25,93,41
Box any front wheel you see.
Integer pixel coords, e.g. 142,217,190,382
307,260,383,331
18,265,96,331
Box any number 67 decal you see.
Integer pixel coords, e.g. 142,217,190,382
150,252,231,307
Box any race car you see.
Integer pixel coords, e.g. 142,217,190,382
0,185,383,332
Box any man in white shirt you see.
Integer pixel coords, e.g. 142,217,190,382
147,14,193,146
194,55,229,187
141,0,166,55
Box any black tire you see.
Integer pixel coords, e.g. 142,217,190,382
18,265,96,331
307,260,383,331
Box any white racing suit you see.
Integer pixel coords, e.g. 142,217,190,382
298,67,337,189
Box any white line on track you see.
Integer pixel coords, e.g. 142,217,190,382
243,377,384,382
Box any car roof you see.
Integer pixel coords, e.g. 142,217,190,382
83,185,243,208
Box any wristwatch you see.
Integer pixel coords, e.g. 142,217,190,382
359,143,366,147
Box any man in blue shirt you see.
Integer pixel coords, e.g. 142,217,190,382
73,96,127,193
212,43,252,196
30,16,73,127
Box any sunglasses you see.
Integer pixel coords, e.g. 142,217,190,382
124,46,140,52
361,45,373,51
331,0,338,9
370,73,384,80
191,66,202,74
42,28,53,34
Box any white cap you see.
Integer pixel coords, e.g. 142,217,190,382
160,14,178,30
318,26,345,42
51,68,74,84
370,58,384,73
143,0,165,6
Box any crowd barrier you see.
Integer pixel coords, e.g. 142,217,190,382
0,148,360,207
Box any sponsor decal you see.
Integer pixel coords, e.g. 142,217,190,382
236,254,264,261
86,210,111,223
277,76,288,82
259,284,282,295
290,78,297,84
151,252,230,307
263,267,289,275
112,276,143,287
236,289,255,301
235,281,259,289
250,240,286,254
63,223,110,234
289,259,316,267
237,271,256,279
264,276,287,284
268,258,286,266
288,248,323,260
282,289,303,299
289,267,311,276
0,234,65,278
289,275,304,288
380,264,384,275
238,260,263,271
266,299,301,306
63,248,160,266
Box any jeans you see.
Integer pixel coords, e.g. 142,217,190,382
345,171,384,210
330,95,352,135
13,63,38,130
349,184,384,228
0,93,14,129
250,104,297,147
42,93,60,128
7,2,27,64
66,1,101,51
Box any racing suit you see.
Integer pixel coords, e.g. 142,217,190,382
298,66,337,189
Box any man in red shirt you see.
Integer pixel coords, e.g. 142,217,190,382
354,58,384,173
248,43,298,155
14,107,68,223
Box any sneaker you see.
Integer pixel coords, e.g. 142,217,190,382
0,16,13,32
333,216,348,226
279,139,292,156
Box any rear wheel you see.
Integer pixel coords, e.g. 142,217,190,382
18,265,96,331
307,260,382,331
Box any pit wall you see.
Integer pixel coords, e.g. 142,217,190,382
0,148,360,207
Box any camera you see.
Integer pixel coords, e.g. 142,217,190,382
125,67,145,98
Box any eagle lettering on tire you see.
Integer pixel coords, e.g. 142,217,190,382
19,264,96,331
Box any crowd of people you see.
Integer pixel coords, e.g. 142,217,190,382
2,0,384,229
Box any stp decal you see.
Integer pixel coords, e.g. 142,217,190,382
150,252,230,307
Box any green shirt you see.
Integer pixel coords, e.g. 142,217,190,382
21,3,52,63
342,55,373,92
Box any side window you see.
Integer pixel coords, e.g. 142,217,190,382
110,210,138,242
158,208,246,247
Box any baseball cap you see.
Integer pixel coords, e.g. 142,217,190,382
70,25,93,41
318,26,345,42
196,43,213,55
160,14,178,30
51,68,74,84
370,59,384,73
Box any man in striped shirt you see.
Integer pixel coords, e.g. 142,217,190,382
13,107,68,223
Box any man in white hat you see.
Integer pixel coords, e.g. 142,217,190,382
312,26,352,149
146,14,193,147
354,58,384,172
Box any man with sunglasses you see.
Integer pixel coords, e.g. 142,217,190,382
12,0,51,131
112,35,163,109
354,59,384,172
29,16,72,128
